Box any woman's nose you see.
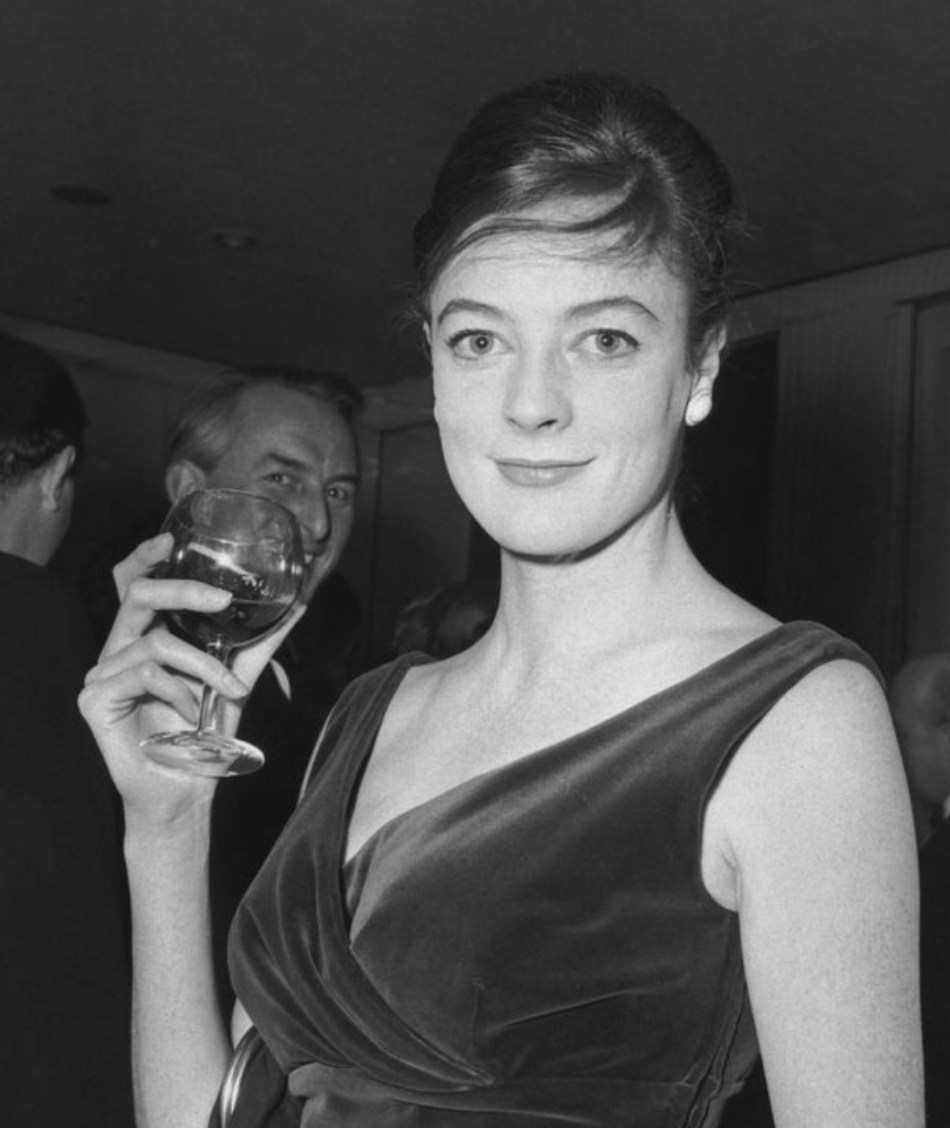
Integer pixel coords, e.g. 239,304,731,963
503,346,572,432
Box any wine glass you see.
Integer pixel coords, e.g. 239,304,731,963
141,488,305,777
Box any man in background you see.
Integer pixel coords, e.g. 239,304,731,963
890,653,950,1126
162,366,364,1005
890,654,950,846
0,335,134,1127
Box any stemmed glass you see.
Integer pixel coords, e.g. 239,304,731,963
141,488,305,777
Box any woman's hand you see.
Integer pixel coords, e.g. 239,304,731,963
79,534,302,830
79,534,243,828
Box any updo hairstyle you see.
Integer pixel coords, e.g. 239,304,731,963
412,72,738,365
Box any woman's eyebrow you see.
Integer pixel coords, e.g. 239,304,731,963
435,298,502,327
435,295,660,328
566,296,659,323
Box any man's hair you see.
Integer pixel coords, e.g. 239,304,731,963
165,365,365,473
0,334,86,488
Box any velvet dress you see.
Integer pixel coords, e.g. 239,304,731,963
230,621,877,1127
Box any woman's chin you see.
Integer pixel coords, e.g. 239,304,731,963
481,522,579,560
487,510,646,565
491,529,609,564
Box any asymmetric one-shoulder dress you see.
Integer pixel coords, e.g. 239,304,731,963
229,621,877,1127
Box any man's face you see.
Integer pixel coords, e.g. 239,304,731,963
196,385,359,601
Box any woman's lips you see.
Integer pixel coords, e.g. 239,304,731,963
495,459,591,487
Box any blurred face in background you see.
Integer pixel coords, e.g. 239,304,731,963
174,384,359,601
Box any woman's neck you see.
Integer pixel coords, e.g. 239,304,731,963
482,512,712,676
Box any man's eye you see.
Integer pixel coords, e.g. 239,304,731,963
447,330,498,358
327,485,355,506
264,472,292,486
581,329,639,357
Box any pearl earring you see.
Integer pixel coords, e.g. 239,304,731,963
685,386,714,426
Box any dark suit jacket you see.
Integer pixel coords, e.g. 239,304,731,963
0,551,134,1127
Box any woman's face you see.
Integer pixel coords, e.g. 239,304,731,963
428,223,722,560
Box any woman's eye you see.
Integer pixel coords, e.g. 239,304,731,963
447,330,499,358
581,329,639,358
264,472,292,487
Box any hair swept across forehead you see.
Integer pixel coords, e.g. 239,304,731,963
411,72,741,360
165,365,365,473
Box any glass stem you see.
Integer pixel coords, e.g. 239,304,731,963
198,640,234,732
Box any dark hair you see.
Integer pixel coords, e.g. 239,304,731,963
393,579,499,659
166,365,365,473
0,335,86,487
412,72,738,362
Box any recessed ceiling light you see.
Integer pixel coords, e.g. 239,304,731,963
209,228,261,251
50,184,112,206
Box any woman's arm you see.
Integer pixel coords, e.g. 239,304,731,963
708,659,923,1128
124,806,231,1128
79,536,297,1128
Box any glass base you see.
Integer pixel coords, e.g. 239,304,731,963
141,729,265,777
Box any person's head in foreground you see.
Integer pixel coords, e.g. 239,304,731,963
411,72,734,566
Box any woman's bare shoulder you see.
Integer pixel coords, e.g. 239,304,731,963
751,655,891,762
703,655,907,909
723,655,898,816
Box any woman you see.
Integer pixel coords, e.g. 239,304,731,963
81,73,922,1127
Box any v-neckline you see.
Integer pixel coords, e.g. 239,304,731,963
340,621,808,871
290,618,834,1086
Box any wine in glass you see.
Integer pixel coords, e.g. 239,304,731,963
141,488,305,777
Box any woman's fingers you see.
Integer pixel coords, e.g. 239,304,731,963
79,661,218,826
90,630,249,698
112,532,173,599
81,658,202,729
102,533,176,655
85,626,251,756
102,576,234,658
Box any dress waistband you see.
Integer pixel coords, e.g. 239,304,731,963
288,1061,739,1127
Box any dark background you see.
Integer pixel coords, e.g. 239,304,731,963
1,0,948,387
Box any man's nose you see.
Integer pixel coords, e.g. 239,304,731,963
296,492,330,544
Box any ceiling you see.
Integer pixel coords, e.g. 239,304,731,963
2,0,949,387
